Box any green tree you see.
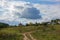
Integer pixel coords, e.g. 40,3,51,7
0,22,9,28
51,19,60,25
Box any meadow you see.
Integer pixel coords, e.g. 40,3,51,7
0,19,60,40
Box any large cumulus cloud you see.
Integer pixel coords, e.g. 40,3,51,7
0,1,42,25
20,7,41,19
0,0,60,25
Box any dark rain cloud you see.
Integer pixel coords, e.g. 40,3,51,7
20,7,41,19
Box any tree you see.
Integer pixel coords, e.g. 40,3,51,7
26,22,34,26
51,19,60,25
0,22,9,28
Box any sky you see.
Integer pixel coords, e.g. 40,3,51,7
0,0,60,25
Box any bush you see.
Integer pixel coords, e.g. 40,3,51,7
0,28,23,40
0,22,9,28
0,32,23,40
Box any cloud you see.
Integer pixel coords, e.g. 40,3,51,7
1,0,60,5
0,0,60,25
8,0,60,2
20,7,41,19
41,0,60,2
34,4,60,21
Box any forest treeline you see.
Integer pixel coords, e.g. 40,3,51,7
0,19,60,28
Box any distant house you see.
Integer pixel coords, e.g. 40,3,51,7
18,23,23,26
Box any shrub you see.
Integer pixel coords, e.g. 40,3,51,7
0,22,9,28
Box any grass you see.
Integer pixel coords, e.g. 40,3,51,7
31,25,60,40
0,28,24,40
0,24,60,40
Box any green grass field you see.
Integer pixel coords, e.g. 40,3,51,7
0,24,60,40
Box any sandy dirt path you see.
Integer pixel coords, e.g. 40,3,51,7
22,31,37,40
